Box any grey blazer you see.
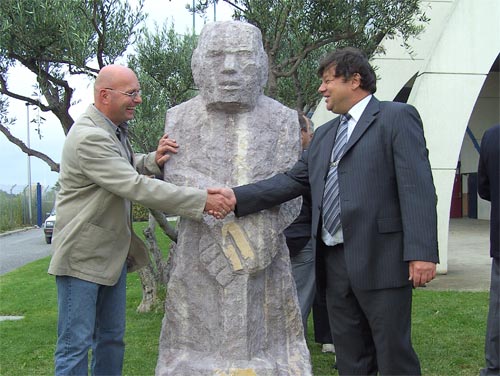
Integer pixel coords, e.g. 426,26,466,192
234,96,439,290
48,105,207,286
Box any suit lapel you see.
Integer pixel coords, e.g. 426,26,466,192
317,97,380,179
343,96,380,156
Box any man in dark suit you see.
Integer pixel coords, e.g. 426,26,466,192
214,47,439,375
478,124,500,376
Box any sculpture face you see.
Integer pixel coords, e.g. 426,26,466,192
192,22,268,111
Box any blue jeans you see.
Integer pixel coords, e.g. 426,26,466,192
54,264,127,376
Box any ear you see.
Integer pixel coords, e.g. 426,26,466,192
350,73,362,89
99,88,111,104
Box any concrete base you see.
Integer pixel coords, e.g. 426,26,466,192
426,218,491,291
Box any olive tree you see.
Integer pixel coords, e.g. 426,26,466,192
128,24,198,153
0,0,146,171
192,0,428,111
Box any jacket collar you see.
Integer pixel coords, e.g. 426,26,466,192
318,96,380,178
344,96,379,154
87,104,121,139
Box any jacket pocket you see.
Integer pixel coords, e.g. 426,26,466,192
70,222,118,273
377,217,403,233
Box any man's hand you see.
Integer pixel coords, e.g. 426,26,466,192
205,187,236,219
409,261,436,287
155,134,179,167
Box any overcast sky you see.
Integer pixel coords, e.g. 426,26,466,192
0,0,233,194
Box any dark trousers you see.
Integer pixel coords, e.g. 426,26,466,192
481,257,500,376
322,242,421,375
313,282,333,344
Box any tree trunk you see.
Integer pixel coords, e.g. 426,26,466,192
136,263,158,313
136,214,160,313
136,210,178,313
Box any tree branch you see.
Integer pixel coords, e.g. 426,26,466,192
221,0,245,13
0,75,53,112
149,209,178,242
0,123,60,172
273,31,362,78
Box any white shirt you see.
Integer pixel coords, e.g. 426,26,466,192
321,94,372,246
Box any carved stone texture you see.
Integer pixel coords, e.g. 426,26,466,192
156,21,311,376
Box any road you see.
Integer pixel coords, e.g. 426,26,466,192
0,228,53,275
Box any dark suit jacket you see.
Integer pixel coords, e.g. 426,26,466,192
234,96,439,290
283,192,312,257
478,124,500,259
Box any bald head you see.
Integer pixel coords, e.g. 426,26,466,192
94,65,138,98
94,65,142,125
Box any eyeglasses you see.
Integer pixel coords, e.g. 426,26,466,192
104,88,142,99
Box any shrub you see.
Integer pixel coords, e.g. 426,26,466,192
133,202,149,222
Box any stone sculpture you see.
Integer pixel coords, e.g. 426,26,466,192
156,21,312,376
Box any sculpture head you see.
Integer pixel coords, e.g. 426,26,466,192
192,21,268,112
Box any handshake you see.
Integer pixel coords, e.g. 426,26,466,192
204,187,237,219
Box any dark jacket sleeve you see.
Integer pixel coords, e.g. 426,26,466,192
478,136,491,201
283,193,312,257
233,157,310,217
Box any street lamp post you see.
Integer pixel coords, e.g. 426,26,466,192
26,103,32,225
192,0,195,33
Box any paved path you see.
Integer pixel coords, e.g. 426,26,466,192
427,218,491,292
0,227,51,275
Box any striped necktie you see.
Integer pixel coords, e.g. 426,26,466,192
322,114,351,236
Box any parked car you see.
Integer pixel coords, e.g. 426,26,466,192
43,210,56,244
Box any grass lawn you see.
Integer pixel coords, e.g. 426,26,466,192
0,223,488,375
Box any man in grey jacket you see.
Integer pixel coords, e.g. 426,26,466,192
48,65,233,375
